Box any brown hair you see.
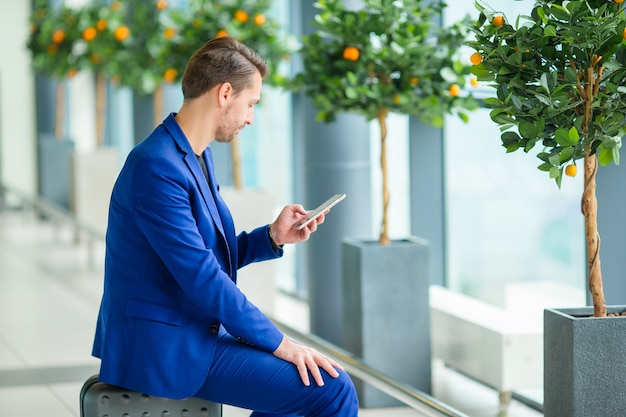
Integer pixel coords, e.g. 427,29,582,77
181,37,268,100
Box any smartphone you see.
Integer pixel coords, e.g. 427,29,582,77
294,193,346,230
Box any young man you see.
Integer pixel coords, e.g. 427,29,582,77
92,37,359,416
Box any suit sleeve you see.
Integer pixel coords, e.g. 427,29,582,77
129,153,284,352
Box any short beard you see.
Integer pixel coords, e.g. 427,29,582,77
214,127,236,143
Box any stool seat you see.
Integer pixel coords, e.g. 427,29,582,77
80,374,222,417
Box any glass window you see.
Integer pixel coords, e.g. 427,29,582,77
443,0,587,315
444,110,586,312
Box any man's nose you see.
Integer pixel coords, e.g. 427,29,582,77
245,108,255,125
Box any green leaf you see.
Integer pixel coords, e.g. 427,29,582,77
345,86,358,99
568,126,579,143
564,67,578,83
440,67,458,82
544,25,557,37
519,121,537,139
555,128,576,146
559,147,574,163
538,162,552,171
501,131,521,146
598,148,613,166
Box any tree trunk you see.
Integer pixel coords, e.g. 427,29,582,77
95,72,106,148
54,81,66,140
153,84,164,128
582,152,606,317
579,58,606,318
377,108,390,245
231,135,243,190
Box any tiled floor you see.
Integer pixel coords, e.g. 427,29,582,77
0,207,543,417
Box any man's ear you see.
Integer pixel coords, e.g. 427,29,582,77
216,82,233,106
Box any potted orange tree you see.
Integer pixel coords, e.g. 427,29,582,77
28,0,128,233
27,0,84,209
468,1,626,415
290,0,478,407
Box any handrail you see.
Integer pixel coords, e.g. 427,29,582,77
0,183,105,241
272,319,469,417
0,182,469,417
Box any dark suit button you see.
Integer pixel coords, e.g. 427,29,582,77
209,324,219,333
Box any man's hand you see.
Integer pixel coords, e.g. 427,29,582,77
269,204,327,246
273,337,343,386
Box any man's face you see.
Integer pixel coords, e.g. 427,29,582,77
215,71,262,143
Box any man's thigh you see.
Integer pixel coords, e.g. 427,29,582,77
194,331,357,416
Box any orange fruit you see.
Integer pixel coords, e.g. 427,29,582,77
448,84,461,97
565,164,577,177
114,25,130,41
342,46,359,61
470,52,482,65
615,0,624,3
622,27,626,40
234,9,249,23
110,1,121,12
216,29,228,38
393,95,401,104
164,68,178,83
82,26,97,42
254,14,266,26
492,15,505,27
164,27,176,39
67,68,78,79
52,29,65,44
470,77,479,87
96,19,108,31
409,77,419,85
156,0,167,10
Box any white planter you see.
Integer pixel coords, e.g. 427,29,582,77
220,188,276,315
70,148,119,235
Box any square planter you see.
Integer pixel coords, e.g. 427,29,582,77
342,237,431,408
38,134,74,209
70,148,120,235
220,188,276,315
544,306,626,417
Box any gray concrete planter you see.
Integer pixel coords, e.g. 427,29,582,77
342,237,431,408
38,134,74,209
544,306,626,417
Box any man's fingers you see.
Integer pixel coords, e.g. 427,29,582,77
298,362,311,387
308,358,325,386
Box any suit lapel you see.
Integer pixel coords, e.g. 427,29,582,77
203,148,237,276
162,113,236,279
163,113,227,240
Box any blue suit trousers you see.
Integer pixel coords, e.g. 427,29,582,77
194,328,359,416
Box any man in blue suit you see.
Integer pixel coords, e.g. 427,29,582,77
92,37,358,416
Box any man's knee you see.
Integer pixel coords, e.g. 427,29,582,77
315,370,359,416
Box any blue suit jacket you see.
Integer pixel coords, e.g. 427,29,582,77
92,113,284,399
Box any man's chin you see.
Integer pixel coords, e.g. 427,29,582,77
215,135,236,144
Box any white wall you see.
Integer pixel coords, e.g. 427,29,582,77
0,0,37,195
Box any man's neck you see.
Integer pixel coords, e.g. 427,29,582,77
175,100,216,155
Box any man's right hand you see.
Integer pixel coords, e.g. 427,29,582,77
272,337,343,387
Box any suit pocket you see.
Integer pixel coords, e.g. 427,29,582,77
125,298,184,326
